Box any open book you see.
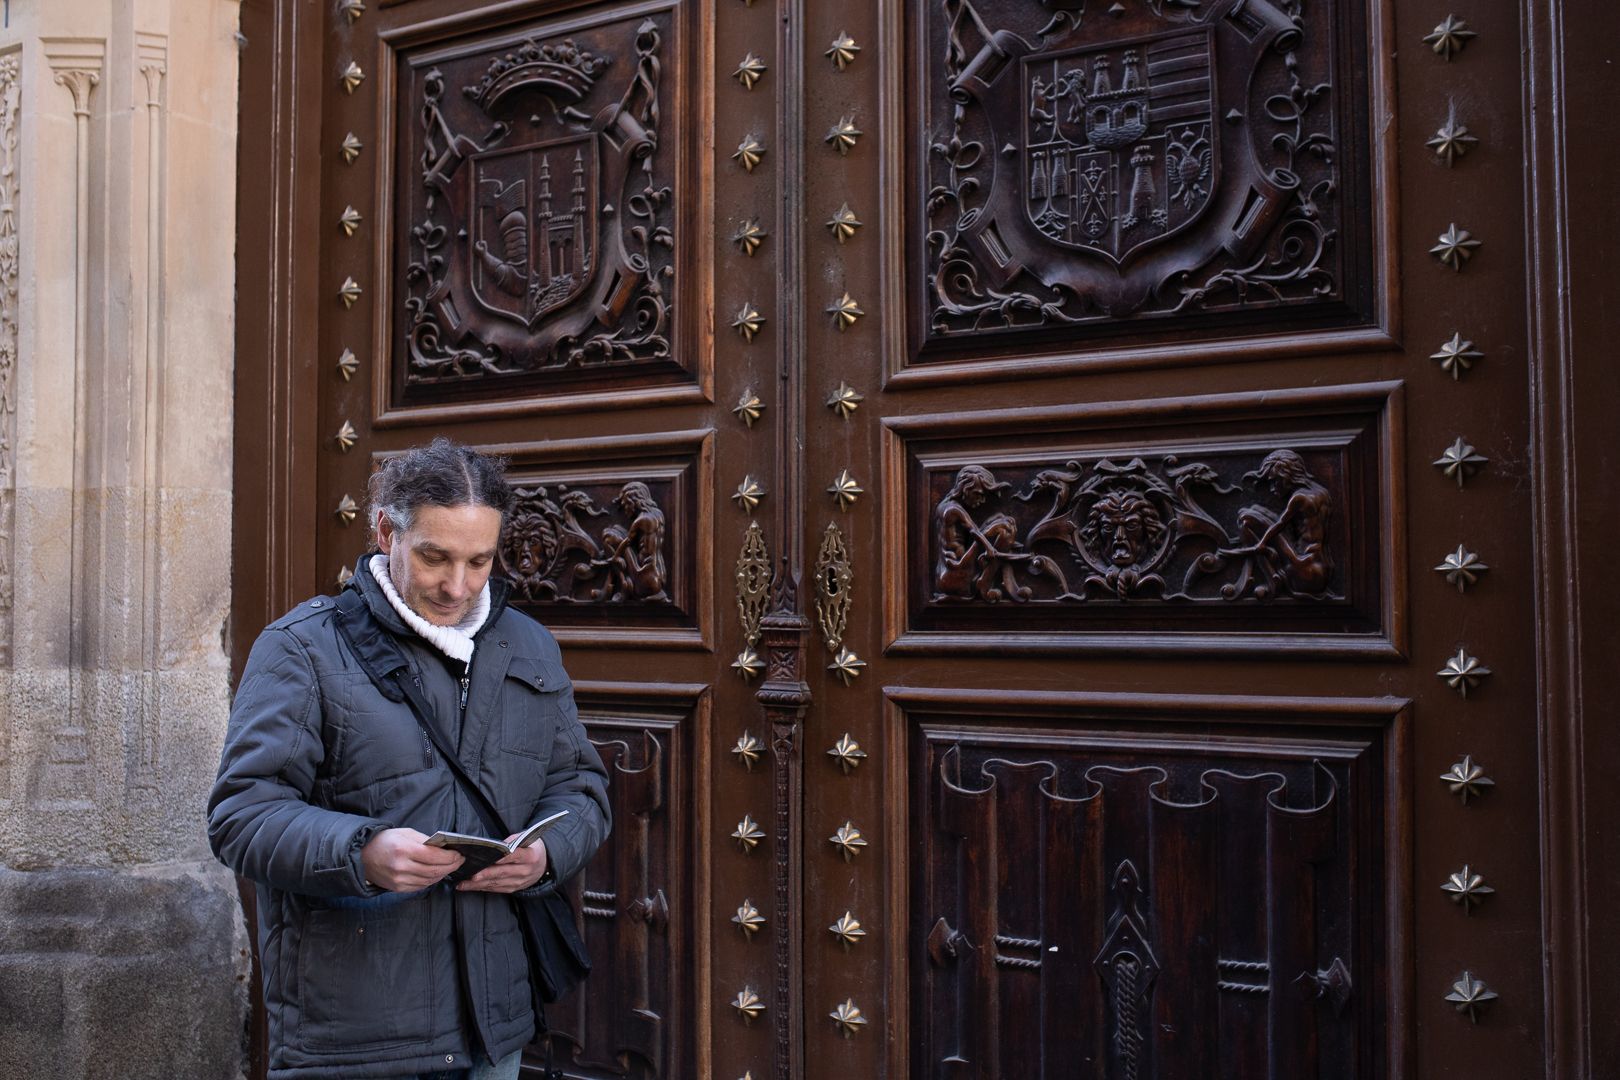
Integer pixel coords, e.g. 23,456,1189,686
424,809,569,881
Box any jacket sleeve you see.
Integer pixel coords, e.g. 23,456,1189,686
530,684,612,889
207,625,388,898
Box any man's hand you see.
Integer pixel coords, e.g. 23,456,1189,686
457,837,549,894
360,828,465,892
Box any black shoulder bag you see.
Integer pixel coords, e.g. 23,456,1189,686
331,589,593,1014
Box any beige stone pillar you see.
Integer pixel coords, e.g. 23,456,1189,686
0,3,248,1077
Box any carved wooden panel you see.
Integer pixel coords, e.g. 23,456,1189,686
543,691,701,1080
904,693,1402,1080
883,383,1401,655
907,0,1382,365
493,431,712,649
383,2,693,413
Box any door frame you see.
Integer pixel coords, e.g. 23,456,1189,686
229,0,1619,1076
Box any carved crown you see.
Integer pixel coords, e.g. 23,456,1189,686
463,38,611,112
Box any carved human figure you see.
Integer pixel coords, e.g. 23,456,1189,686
591,481,668,603
932,465,1020,601
933,465,1068,602
1221,449,1334,598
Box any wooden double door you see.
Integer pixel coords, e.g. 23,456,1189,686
233,0,1603,1077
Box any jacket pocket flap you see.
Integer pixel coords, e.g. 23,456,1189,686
506,656,571,694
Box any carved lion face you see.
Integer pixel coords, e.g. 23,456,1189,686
503,511,554,576
1083,488,1165,568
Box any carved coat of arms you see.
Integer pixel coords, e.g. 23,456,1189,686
1021,29,1217,264
402,18,673,382
931,0,1337,328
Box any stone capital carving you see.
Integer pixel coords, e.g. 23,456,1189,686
52,67,99,116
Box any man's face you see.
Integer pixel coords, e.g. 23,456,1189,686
376,503,503,627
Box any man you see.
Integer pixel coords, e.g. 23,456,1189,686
209,439,611,1079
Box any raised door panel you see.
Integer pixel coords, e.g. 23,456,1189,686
896,690,1407,1080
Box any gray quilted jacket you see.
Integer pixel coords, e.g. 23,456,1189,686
207,561,610,1078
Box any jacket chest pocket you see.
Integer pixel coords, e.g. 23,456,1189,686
499,656,571,763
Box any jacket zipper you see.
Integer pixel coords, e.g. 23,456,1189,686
459,675,470,715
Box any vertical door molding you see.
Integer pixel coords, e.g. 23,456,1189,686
231,0,322,680
1521,0,1620,1075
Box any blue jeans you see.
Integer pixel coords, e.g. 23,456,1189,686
414,1049,522,1080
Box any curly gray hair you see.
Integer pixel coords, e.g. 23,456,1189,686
366,437,513,537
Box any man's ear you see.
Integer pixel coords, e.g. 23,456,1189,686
376,512,395,554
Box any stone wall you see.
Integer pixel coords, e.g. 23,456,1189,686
0,3,248,1078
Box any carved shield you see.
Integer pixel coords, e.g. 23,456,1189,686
1021,28,1217,265
952,0,1303,316
467,134,600,328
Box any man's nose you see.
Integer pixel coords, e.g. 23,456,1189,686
443,566,469,599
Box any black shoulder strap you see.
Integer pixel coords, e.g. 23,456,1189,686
332,588,514,839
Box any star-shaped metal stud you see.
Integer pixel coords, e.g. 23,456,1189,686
733,53,767,90
1427,101,1479,167
338,276,363,308
1434,437,1488,488
732,218,767,257
731,303,765,343
825,116,862,156
827,469,863,510
733,899,766,939
732,475,766,514
732,647,765,681
732,730,763,770
827,292,864,331
334,494,358,525
336,347,359,381
829,646,866,685
338,205,362,237
1435,545,1489,592
1424,15,1477,61
1437,647,1492,698
828,733,867,773
825,32,861,71
732,814,765,853
1440,755,1495,805
829,999,868,1036
334,420,358,453
1441,865,1496,914
1430,223,1481,271
827,382,864,419
340,61,365,95
733,392,765,428
733,134,766,173
339,0,365,21
1430,332,1483,379
341,132,364,164
336,565,355,588
830,822,867,860
826,203,862,243
829,911,867,948
731,987,765,1021
1445,971,1498,1022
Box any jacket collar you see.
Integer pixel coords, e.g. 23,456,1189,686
345,551,513,644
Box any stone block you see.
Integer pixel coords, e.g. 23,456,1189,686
0,861,249,1080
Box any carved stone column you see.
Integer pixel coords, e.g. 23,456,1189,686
0,5,248,1079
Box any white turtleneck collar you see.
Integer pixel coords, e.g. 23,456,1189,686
369,553,491,666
